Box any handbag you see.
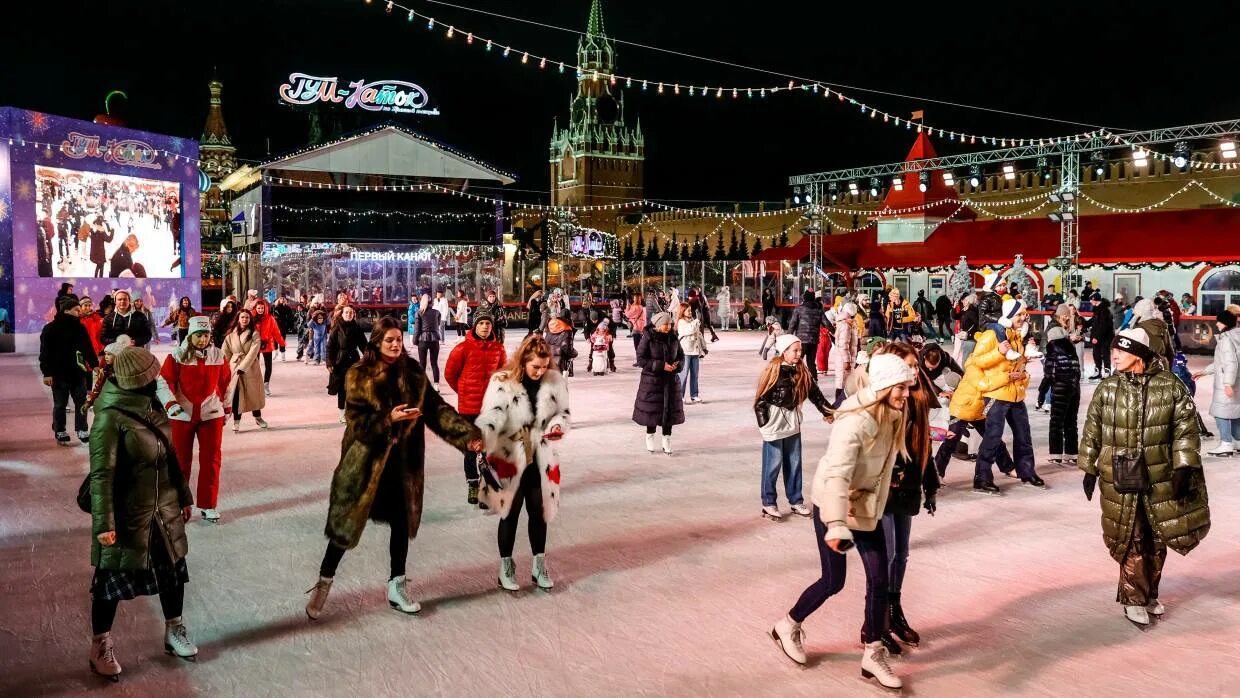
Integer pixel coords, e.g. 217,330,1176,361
77,406,184,513
1112,382,1149,494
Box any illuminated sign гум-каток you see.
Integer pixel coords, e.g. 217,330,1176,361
278,73,440,116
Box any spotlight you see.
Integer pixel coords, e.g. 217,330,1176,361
1091,152,1106,177
942,171,955,186
1132,148,1149,168
967,165,982,189
792,185,801,205
892,176,904,192
868,178,880,197
1002,163,1016,181
848,181,859,195
804,193,813,204
1220,140,1236,159
1172,142,1190,169
1049,191,1076,203
1037,157,1050,181
828,183,839,202
1049,210,1076,223
918,170,930,192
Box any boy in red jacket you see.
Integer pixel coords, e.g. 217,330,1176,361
160,316,232,522
444,309,507,506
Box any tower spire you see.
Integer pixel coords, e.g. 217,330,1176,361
586,0,605,37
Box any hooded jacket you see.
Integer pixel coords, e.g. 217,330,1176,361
444,331,508,415
949,327,1028,420
39,311,98,382
811,388,903,542
787,296,824,345
1202,328,1240,420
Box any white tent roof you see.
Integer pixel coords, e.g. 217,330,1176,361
261,124,515,185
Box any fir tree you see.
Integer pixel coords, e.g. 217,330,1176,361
751,238,763,256
727,229,739,260
948,256,971,303
777,224,789,248
646,237,660,262
692,236,703,261
1010,254,1028,297
737,231,750,259
713,232,726,261
680,242,690,261
622,238,634,261
635,231,646,261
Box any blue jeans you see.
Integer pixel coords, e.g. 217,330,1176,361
761,434,803,506
678,354,701,399
975,400,1037,484
881,513,912,594
789,506,889,643
960,339,977,365
1216,417,1240,442
309,334,326,361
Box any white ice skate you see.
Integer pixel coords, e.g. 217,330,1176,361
1124,605,1151,626
531,554,554,590
387,575,421,614
662,435,673,455
1207,441,1235,457
645,433,656,453
770,614,807,665
498,557,520,591
200,509,220,523
861,640,903,689
163,619,198,661
339,409,347,424
761,505,783,521
1147,600,1166,616
789,503,811,517
90,632,122,682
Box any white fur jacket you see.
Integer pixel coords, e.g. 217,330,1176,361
474,370,572,520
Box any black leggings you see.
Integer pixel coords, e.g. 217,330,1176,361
645,424,673,436
418,342,440,382
232,380,261,422
319,509,410,581
262,352,273,383
1092,342,1111,372
91,584,184,634
497,464,547,557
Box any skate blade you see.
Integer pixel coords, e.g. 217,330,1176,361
91,664,122,682
165,646,198,661
861,669,903,691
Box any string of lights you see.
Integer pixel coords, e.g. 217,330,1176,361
1077,180,1240,213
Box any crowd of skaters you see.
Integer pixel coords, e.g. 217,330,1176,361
30,276,1238,689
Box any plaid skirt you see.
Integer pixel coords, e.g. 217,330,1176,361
91,525,189,602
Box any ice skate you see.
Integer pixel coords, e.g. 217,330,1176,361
531,554,554,589
861,640,903,689
200,508,220,523
467,480,480,505
1207,441,1235,457
690,396,703,404
770,614,807,665
789,503,811,517
90,632,122,681
339,409,347,424
1147,600,1166,616
1004,349,1023,361
255,417,269,429
661,435,673,455
498,557,520,591
1124,605,1151,627
1021,475,1047,489
305,576,333,620
56,431,72,446
862,630,903,656
889,594,920,646
761,505,783,520
386,575,421,614
232,421,240,433
264,382,271,396
645,433,656,453
163,619,198,661
972,481,1002,496
77,430,90,443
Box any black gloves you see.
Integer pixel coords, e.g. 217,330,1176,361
923,494,937,516
1172,468,1196,501
1083,473,1097,501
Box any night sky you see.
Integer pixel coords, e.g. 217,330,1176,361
2,0,1235,206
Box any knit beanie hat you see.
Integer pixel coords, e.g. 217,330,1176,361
1218,309,1237,330
188,315,211,336
112,346,162,390
982,273,1003,292
652,311,673,327
774,334,801,355
1112,327,1155,364
472,307,494,327
104,334,134,356
865,336,887,354
868,353,917,393
999,299,1025,328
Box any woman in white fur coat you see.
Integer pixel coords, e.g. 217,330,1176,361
475,334,571,591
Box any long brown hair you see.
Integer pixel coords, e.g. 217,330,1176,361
753,353,813,406
496,334,555,383
875,342,934,470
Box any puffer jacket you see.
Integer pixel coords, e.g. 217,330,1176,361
949,327,1028,421
1044,327,1081,397
1079,365,1209,562
444,332,508,415
89,382,192,570
253,307,285,353
1136,318,1176,370
1203,329,1240,419
978,291,1004,327
787,299,824,345
754,363,833,432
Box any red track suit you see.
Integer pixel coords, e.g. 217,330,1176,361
161,347,232,509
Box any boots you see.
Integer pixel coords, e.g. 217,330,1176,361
90,632,122,681
645,433,656,453
861,630,902,656
305,576,333,620
861,640,903,689
467,480,480,505
662,435,673,455
264,382,272,396
769,614,807,665
498,557,520,591
531,554,554,589
387,575,421,614
889,593,920,646
163,618,198,660
338,408,347,424
1207,441,1236,457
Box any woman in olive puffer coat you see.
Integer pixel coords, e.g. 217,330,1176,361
1079,327,1210,628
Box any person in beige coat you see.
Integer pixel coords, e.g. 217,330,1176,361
769,353,917,690
222,308,267,432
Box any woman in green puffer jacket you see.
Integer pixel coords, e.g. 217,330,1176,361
1079,327,1210,628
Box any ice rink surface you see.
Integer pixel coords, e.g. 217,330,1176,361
2,330,1237,697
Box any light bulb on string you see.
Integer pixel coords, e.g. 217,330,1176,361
406,9,413,21
384,0,392,12
466,32,473,43
538,56,546,68
446,25,454,38
521,52,528,63
502,46,511,57
426,16,433,29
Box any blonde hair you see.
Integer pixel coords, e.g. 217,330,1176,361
496,334,555,383
753,353,813,407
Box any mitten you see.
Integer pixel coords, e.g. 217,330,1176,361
1083,473,1097,501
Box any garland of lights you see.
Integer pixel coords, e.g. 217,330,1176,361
268,204,499,222
367,0,1104,148
1078,180,1240,213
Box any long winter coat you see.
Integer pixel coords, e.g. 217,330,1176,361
39,311,98,382
89,382,192,570
1089,303,1115,347
1044,327,1081,400
1136,318,1176,370
632,330,685,428
1203,328,1240,419
327,321,368,395
829,314,859,384
444,332,508,415
475,370,572,520
325,356,480,549
787,299,824,345
1079,366,1209,562
222,328,265,413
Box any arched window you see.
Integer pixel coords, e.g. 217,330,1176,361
820,272,848,300
856,272,884,301
1200,268,1240,316
560,150,576,182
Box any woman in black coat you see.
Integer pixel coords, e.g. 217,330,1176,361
1087,298,1115,379
326,305,368,420
1045,323,1081,462
633,312,684,455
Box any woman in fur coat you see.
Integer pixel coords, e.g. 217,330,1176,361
475,335,571,591
222,309,266,432
306,317,483,620
633,312,684,454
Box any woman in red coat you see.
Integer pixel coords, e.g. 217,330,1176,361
444,307,507,506
251,299,285,397
160,316,232,522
